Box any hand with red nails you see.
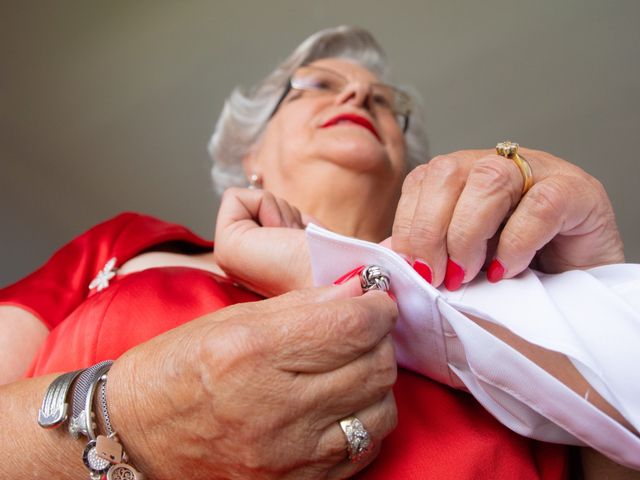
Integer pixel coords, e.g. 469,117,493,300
214,187,313,297
391,148,625,290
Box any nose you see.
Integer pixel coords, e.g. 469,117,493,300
334,81,373,111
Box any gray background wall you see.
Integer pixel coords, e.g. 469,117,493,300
1,0,639,287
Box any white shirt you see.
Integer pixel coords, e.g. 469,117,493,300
306,224,640,470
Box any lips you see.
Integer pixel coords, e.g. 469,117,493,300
321,113,381,141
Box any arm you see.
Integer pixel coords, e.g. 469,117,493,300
390,147,632,476
0,306,48,384
307,224,640,472
214,187,636,432
471,314,636,433
1,281,398,479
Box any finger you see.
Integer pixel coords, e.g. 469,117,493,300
275,197,304,229
490,175,593,279
319,391,397,478
391,164,423,257
301,335,396,416
445,154,523,288
392,156,467,286
290,206,305,229
224,279,364,321
256,191,288,228
270,290,398,372
215,188,286,237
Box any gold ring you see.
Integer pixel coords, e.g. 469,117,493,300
496,141,533,194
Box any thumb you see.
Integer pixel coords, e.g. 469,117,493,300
259,276,363,311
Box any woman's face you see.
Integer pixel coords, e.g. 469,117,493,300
245,57,408,236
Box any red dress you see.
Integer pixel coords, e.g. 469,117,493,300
0,213,569,479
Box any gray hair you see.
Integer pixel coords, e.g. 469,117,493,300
207,26,429,195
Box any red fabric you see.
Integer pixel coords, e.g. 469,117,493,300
2,213,568,479
357,371,568,479
0,212,212,330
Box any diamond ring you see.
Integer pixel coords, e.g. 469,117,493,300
339,415,374,463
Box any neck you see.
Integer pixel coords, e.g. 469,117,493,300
306,198,393,242
277,168,401,242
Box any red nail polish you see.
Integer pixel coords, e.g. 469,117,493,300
412,260,432,284
333,265,365,285
487,259,505,283
444,259,465,291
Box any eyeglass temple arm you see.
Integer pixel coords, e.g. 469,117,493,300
268,81,293,119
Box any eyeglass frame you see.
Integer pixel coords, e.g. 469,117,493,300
268,65,411,133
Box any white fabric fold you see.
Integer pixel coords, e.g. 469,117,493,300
306,223,640,470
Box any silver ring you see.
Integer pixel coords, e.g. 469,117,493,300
359,265,390,292
339,415,374,463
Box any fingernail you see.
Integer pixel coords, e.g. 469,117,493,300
333,265,365,285
412,259,433,284
487,259,505,283
444,259,465,291
387,290,397,302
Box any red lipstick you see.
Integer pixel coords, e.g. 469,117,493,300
321,113,381,141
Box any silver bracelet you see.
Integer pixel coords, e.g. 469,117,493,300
38,361,144,479
99,375,115,435
68,360,114,440
37,369,83,429
89,371,145,479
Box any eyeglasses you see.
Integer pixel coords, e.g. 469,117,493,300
271,65,412,132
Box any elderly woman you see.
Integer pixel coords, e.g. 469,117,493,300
0,26,637,479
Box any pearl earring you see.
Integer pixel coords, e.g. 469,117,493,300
248,173,262,190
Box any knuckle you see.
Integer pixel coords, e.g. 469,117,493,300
526,180,567,224
340,299,369,329
407,221,446,253
222,186,241,198
219,188,236,207
262,190,276,204
404,163,430,188
499,227,530,254
392,214,413,237
373,338,398,390
469,157,516,194
365,291,398,324
446,222,475,252
382,394,399,435
361,338,397,401
585,174,610,201
305,300,371,354
426,155,461,181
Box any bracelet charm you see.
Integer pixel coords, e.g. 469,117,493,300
83,439,112,478
107,463,145,480
96,434,124,463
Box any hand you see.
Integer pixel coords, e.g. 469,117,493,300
392,148,625,289
108,280,398,480
214,187,313,297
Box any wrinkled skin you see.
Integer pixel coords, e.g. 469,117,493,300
108,283,399,480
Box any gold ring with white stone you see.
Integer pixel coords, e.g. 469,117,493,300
496,141,534,194
339,415,374,463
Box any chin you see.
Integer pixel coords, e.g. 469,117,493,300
319,136,390,172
